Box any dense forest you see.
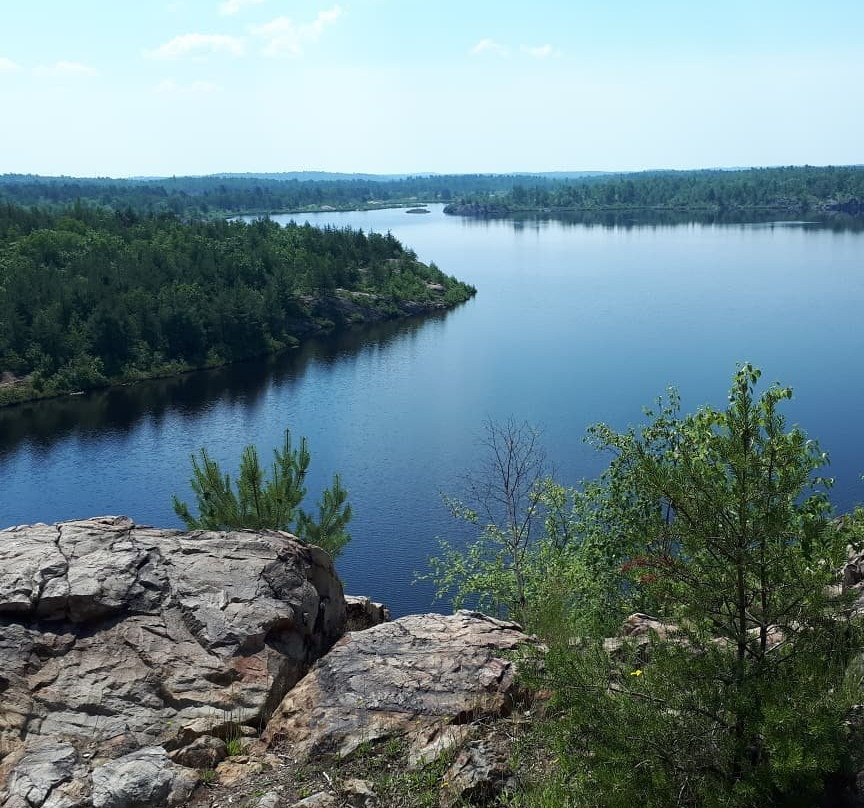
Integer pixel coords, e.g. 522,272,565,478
0,173,562,218
2,166,862,220
2,163,861,405
443,165,864,215
0,202,474,406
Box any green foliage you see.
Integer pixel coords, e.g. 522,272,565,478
425,419,549,627
443,165,864,214
0,202,474,404
430,366,864,805
527,365,862,807
426,419,641,637
172,428,351,559
840,507,864,548
4,167,863,219
0,172,544,218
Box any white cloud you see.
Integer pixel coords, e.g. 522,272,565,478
470,39,509,57
0,57,21,72
520,44,561,59
146,33,245,60
251,6,343,57
155,79,220,95
219,0,266,15
34,61,98,77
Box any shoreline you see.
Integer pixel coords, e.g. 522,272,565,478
0,291,474,410
442,201,864,217
222,201,442,219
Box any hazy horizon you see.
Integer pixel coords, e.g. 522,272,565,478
5,164,862,183
2,0,862,177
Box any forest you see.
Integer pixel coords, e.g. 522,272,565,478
2,166,863,220
0,202,474,406
443,165,864,215
0,173,544,218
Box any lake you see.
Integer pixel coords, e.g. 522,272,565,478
2,205,863,616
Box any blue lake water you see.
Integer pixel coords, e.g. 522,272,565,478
1,205,863,616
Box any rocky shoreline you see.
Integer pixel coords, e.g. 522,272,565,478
0,518,536,808
5,516,864,808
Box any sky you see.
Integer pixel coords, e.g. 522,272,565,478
0,0,862,177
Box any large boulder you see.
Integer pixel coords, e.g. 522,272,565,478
262,611,536,765
0,516,346,807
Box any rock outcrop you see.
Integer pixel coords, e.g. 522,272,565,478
0,516,346,807
262,611,536,765
440,739,515,807
0,519,541,807
343,595,390,632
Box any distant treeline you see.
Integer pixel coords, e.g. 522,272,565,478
2,166,862,219
0,173,561,217
443,165,864,215
0,202,474,405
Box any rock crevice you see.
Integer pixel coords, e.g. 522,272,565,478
0,517,346,808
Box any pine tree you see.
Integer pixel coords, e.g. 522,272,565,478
535,365,862,807
172,428,351,559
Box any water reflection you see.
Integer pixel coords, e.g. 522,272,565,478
0,311,451,457
456,209,864,232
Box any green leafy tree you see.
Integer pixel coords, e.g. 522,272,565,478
172,428,351,559
533,365,862,807
425,419,549,625
425,417,640,638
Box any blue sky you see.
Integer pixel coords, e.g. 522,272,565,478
1,0,862,176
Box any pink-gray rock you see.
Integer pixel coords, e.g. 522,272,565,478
439,740,514,807
602,613,680,656
255,791,282,808
0,516,346,806
167,736,226,770
290,794,336,808
262,611,536,764
343,596,390,632
340,778,376,807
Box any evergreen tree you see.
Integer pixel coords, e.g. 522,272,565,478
172,428,351,559
534,365,862,807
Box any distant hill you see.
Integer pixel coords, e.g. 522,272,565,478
136,170,616,183
207,171,421,182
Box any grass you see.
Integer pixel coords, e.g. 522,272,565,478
340,738,459,808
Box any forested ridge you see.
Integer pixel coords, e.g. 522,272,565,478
0,202,474,406
443,165,864,215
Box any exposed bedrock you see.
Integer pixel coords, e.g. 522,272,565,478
0,516,346,807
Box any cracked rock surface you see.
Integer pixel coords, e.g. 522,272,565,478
0,516,346,807
261,611,536,764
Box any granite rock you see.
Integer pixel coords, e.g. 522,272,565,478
0,516,345,807
262,611,536,764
